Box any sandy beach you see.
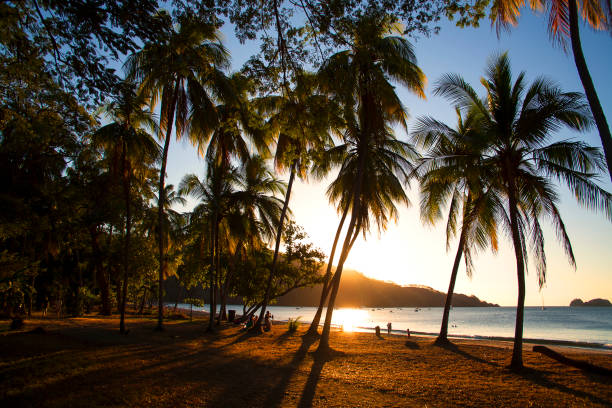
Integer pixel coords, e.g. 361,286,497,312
1,312,610,407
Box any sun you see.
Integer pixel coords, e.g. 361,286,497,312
333,308,369,332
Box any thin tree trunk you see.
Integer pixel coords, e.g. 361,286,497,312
508,188,526,370
91,227,111,315
255,160,297,330
307,202,351,335
174,286,184,312
207,218,217,332
568,0,612,181
120,138,131,334
319,161,365,350
435,229,466,345
318,212,358,350
156,81,179,331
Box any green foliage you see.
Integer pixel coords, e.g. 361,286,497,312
287,316,301,332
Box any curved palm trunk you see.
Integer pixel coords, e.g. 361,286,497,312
508,189,526,370
255,160,297,330
435,229,466,345
120,140,131,334
318,152,366,350
568,0,612,181
306,203,350,335
156,81,180,331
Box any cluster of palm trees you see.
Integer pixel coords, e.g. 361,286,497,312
97,9,610,372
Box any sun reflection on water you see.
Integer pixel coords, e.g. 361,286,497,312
333,308,370,332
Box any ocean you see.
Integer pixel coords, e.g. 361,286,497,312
179,304,612,349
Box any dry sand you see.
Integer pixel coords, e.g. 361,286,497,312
1,313,610,407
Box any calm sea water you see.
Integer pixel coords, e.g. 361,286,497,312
181,304,612,348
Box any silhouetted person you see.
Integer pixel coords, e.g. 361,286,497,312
387,322,392,334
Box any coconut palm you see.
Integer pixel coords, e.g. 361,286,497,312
180,155,285,331
435,52,611,369
125,13,230,330
413,107,500,345
310,14,425,349
254,71,338,331
490,0,612,180
93,82,160,333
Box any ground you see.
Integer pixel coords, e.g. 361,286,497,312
1,313,610,407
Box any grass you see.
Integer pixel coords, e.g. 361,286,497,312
0,313,610,407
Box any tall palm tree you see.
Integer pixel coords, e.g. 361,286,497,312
125,13,230,330
413,107,500,345
436,52,611,369
490,0,612,180
254,71,337,331
313,14,426,350
93,82,160,333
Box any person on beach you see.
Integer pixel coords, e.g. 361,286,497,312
387,322,392,334
264,311,272,332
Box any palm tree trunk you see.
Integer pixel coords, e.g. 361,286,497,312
319,151,365,350
307,201,351,336
156,81,180,331
208,219,216,332
435,229,466,345
568,0,612,181
120,140,131,334
91,226,111,315
256,160,297,330
508,190,526,370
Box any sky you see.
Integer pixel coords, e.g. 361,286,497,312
162,9,612,307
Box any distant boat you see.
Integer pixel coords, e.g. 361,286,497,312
414,308,420,312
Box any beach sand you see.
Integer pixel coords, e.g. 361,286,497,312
1,313,610,407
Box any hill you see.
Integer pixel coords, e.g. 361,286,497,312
275,269,498,307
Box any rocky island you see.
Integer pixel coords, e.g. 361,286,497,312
569,298,612,307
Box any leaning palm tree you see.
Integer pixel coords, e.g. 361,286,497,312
435,52,611,369
310,14,425,349
490,0,612,180
413,107,500,345
125,13,230,330
93,82,160,333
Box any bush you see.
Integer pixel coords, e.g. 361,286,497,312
287,316,301,332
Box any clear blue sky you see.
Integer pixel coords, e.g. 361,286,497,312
163,9,612,306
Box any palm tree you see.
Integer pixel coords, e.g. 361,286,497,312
435,52,611,369
490,0,612,180
125,13,230,330
313,14,426,350
413,107,500,345
254,71,337,331
180,156,285,331
93,82,160,333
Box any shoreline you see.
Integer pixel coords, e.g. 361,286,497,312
172,305,612,352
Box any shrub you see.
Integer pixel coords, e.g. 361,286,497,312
287,316,301,332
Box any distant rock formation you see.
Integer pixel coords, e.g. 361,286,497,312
276,269,499,307
570,298,612,307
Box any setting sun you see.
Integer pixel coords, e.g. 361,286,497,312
333,309,369,332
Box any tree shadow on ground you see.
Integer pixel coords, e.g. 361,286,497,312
433,340,499,368
518,366,611,406
297,347,345,408
260,333,319,407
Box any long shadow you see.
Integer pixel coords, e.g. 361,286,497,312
433,340,499,368
261,334,318,408
518,367,612,406
296,347,342,408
